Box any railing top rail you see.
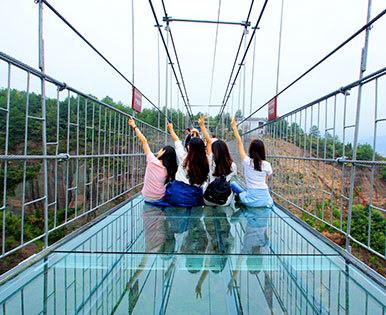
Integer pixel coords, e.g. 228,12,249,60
0,51,167,135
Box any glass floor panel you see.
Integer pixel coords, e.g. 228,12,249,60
0,196,384,315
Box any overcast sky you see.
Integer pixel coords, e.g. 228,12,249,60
1,0,385,151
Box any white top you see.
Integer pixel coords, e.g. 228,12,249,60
174,140,207,187
207,153,237,183
242,157,272,189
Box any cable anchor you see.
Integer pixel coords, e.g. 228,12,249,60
58,153,70,162
58,83,67,92
339,87,350,96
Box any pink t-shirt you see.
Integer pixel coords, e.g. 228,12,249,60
141,152,167,200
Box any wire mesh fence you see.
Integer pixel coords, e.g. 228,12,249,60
237,67,386,260
0,51,168,261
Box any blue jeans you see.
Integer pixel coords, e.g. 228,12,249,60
230,182,273,208
230,182,245,195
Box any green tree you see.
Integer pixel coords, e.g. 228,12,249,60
309,125,320,138
235,110,243,119
356,144,374,161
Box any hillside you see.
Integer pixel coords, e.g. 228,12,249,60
271,138,386,210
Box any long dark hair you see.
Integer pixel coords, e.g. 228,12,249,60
158,145,178,184
248,139,266,171
183,137,209,185
212,140,233,177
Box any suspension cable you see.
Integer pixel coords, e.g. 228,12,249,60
40,0,176,124
238,6,386,126
148,0,194,122
221,0,255,106
161,0,192,109
219,0,269,117
241,66,386,137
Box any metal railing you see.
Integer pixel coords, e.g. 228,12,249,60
0,198,149,313
0,50,168,260
238,67,386,259
0,0,179,265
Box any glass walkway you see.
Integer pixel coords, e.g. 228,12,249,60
0,195,384,315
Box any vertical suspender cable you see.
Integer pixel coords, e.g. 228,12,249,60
164,28,170,143
169,56,173,127
346,0,372,252
275,0,285,95
131,0,135,85
208,0,222,130
242,31,247,127
221,113,224,139
238,71,242,113
38,1,49,309
249,34,257,116
37,0,49,249
177,89,180,130
157,30,161,141
131,0,136,191
131,0,135,118
231,88,235,117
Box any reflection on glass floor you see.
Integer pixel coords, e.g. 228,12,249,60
0,196,384,315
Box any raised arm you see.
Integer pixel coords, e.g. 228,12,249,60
231,117,247,160
168,122,186,163
167,122,179,143
198,114,212,155
128,118,150,155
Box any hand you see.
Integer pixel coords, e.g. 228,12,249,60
227,279,236,295
127,277,135,289
167,122,174,132
195,285,202,299
198,114,205,127
128,118,137,129
231,117,237,130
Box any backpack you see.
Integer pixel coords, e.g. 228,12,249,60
204,176,232,205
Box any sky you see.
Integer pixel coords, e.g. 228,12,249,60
0,0,385,153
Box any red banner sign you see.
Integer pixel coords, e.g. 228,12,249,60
268,97,277,121
132,87,142,113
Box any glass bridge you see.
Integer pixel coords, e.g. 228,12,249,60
1,1,386,314
0,195,384,315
